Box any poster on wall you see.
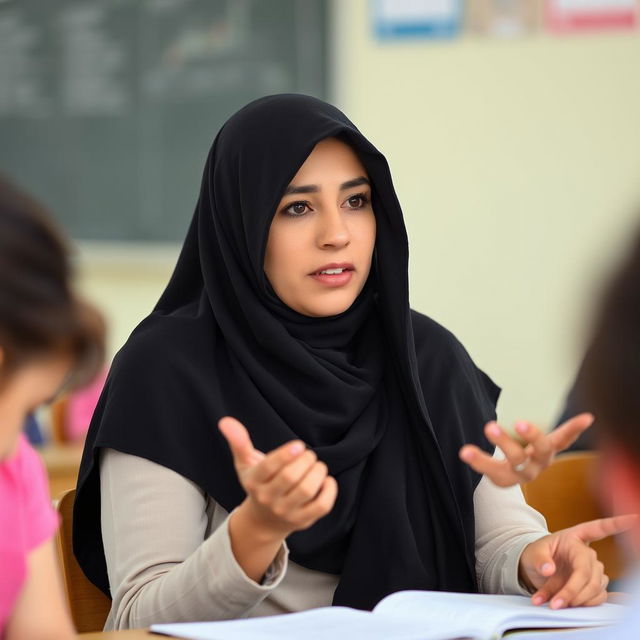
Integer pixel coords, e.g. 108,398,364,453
373,0,463,39
466,0,540,37
545,0,638,32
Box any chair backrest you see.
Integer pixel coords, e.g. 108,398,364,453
49,395,69,443
54,489,112,633
521,451,625,580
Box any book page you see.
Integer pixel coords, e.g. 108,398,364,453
151,606,462,640
507,628,606,639
374,591,625,637
151,592,625,640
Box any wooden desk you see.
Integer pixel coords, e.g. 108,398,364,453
80,630,153,638
38,442,84,498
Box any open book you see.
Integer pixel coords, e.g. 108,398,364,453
150,590,625,640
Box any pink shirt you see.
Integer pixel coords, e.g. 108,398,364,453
66,367,107,441
0,434,59,634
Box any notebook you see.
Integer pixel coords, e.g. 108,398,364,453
150,590,624,640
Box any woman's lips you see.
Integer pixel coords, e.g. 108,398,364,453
309,269,354,287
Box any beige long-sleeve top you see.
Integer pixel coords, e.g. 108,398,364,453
99,448,548,630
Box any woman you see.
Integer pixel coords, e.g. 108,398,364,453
73,95,619,630
0,175,105,638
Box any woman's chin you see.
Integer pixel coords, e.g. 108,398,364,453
299,296,357,318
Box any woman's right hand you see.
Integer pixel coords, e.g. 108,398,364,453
218,416,338,543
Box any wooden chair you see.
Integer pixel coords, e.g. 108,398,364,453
41,443,83,499
521,451,625,581
54,489,112,633
50,394,69,443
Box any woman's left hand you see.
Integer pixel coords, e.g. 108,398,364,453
459,413,594,487
519,515,636,608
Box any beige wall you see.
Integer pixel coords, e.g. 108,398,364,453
77,1,640,428
76,243,178,359
331,0,640,427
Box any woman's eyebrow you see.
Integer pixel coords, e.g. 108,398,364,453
283,176,370,196
339,177,370,191
283,184,318,195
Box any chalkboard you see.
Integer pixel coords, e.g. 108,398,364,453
0,0,328,242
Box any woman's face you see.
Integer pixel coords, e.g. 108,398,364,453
0,353,70,460
264,137,376,317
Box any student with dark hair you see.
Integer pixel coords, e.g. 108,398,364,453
560,228,640,638
74,95,619,630
0,175,106,639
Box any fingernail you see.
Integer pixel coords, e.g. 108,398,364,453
532,596,544,606
516,421,528,434
551,598,564,609
487,423,501,437
460,448,473,461
290,442,304,455
541,562,554,574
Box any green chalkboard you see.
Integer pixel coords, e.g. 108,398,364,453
0,0,328,242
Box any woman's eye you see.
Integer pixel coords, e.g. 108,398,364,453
284,201,310,216
344,193,369,209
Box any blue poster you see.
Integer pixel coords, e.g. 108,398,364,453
373,0,462,40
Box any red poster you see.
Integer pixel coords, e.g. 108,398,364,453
546,0,638,32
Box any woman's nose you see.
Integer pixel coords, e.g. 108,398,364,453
317,208,350,249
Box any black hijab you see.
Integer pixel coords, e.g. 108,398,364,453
74,94,498,611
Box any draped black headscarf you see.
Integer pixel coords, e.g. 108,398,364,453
74,94,498,611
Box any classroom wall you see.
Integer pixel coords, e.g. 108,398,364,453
330,0,640,427
77,0,640,428
75,243,177,359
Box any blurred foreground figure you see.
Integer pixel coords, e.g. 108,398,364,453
577,227,640,638
0,175,105,639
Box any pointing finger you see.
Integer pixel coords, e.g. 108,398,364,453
548,413,594,452
571,514,638,544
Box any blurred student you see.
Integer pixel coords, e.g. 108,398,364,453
552,359,595,452
576,227,640,638
0,175,105,639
